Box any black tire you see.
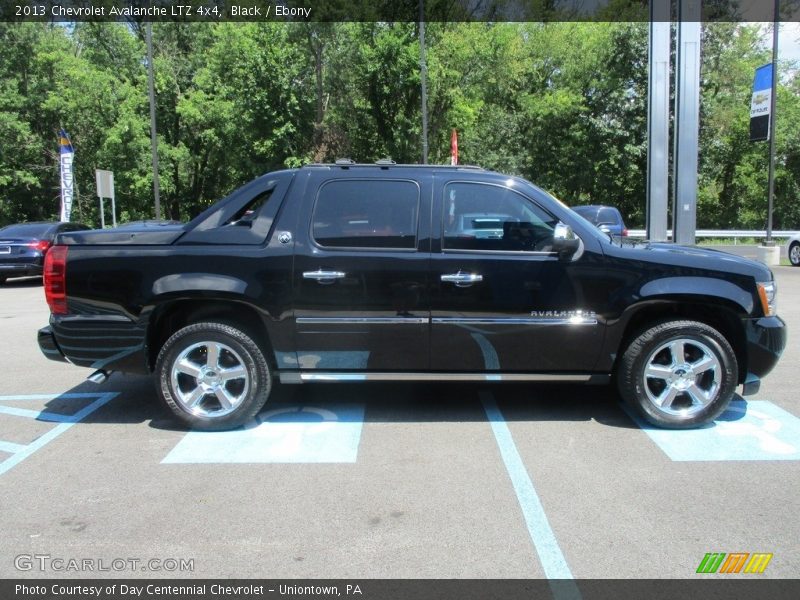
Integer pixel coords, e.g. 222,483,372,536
617,319,738,429
789,242,800,267
0,276,6,285
155,322,271,430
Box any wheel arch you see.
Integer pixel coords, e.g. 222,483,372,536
611,297,748,384
145,298,275,372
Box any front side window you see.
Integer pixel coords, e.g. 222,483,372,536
312,180,419,249
443,182,558,252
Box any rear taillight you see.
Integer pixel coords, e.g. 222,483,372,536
622,228,629,237
44,245,68,315
28,239,52,253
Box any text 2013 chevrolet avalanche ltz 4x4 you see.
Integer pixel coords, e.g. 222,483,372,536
37,164,787,430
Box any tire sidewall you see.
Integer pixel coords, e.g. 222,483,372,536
790,242,800,266
622,321,737,428
156,322,271,430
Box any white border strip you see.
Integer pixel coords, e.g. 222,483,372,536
0,392,118,477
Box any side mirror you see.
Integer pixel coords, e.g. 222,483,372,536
552,222,581,260
598,224,612,234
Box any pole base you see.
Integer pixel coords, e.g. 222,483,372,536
757,244,781,266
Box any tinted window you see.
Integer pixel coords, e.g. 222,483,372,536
0,223,54,238
597,207,621,225
313,180,419,249
224,189,274,227
443,182,558,252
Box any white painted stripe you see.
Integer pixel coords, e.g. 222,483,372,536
0,393,103,401
0,392,118,477
481,390,581,598
0,405,75,422
0,440,26,454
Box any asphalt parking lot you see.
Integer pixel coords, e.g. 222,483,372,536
0,267,798,582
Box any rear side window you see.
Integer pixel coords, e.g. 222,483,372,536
312,180,419,249
597,207,621,225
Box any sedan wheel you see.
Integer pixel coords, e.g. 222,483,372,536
789,242,800,267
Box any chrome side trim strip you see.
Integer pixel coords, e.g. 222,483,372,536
283,372,593,383
297,317,428,325
431,317,598,326
55,314,135,323
296,316,598,326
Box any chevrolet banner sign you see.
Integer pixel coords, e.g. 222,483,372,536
750,64,773,142
58,129,75,222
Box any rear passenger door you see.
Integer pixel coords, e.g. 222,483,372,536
292,169,431,372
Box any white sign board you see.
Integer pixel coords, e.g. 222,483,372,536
95,169,114,198
95,169,116,228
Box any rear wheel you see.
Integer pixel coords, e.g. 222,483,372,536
155,322,271,430
789,242,800,267
617,320,738,428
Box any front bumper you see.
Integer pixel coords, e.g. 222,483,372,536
37,326,69,363
743,315,786,387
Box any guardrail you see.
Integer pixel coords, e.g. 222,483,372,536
626,230,799,241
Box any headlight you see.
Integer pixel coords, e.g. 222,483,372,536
757,281,777,316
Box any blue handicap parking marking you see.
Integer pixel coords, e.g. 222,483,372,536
630,399,800,461
162,403,365,464
0,392,119,476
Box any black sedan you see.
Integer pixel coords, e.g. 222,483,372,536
0,221,89,284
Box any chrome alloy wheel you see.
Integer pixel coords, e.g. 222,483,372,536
790,243,800,266
642,338,722,417
170,341,250,418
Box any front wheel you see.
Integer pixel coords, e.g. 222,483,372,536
789,242,800,267
155,322,272,430
617,320,738,429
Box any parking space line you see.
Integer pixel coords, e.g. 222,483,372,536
0,440,27,454
0,405,77,422
0,392,118,477
480,390,580,597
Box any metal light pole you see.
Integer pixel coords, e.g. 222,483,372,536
146,22,162,220
646,2,670,242
766,0,779,246
419,0,429,164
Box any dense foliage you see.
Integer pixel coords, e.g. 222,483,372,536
1,21,798,230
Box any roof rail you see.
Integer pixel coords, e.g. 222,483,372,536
302,162,486,170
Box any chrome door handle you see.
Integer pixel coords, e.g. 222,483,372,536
303,270,346,284
440,271,483,287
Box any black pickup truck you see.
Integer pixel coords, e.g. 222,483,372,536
38,163,786,430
